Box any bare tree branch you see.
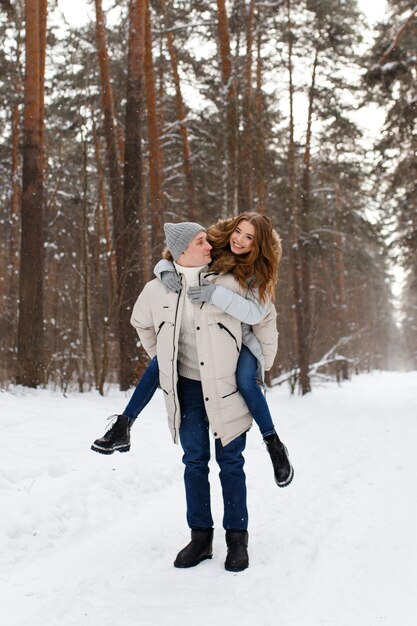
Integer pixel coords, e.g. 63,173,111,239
378,6,417,65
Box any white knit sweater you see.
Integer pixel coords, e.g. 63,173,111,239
174,262,207,380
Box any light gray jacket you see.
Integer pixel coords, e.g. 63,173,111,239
154,259,277,381
131,270,277,446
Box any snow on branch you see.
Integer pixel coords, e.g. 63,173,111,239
271,329,369,389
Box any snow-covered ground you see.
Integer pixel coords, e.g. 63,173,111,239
1,371,416,626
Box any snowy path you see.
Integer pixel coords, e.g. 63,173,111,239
1,371,416,626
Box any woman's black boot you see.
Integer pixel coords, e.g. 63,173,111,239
225,530,249,572
264,432,294,487
174,529,213,568
91,414,131,455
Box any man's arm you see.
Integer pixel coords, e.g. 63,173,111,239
130,287,157,359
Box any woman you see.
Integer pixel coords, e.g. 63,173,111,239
91,212,293,487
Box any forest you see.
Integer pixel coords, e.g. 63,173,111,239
0,0,416,394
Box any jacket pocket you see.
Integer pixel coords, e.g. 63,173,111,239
222,388,238,399
218,376,238,399
218,376,249,421
217,322,240,353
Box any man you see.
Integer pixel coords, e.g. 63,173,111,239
130,221,271,572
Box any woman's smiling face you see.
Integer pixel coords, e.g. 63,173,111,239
229,219,256,255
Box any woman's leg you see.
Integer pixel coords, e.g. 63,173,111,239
122,356,160,421
236,346,294,487
91,356,160,455
236,346,275,437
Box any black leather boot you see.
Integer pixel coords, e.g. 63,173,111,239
264,432,294,487
91,415,131,455
225,530,249,572
174,529,213,568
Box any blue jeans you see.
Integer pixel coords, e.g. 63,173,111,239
124,348,276,438
236,346,275,437
123,356,159,420
178,376,248,530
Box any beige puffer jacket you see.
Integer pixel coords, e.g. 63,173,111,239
131,271,277,446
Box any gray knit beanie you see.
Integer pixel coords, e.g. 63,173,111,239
163,222,206,261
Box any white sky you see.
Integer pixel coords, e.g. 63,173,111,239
359,0,388,24
57,0,92,26
57,0,388,28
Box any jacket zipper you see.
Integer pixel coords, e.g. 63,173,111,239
156,321,165,335
217,322,240,353
171,283,182,442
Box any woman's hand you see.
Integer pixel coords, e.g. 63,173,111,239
161,271,182,293
187,281,216,303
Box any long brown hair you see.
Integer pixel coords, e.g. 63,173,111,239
207,212,282,302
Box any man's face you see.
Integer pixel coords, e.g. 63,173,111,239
177,231,212,267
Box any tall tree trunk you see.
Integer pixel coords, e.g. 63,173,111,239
334,184,348,379
144,0,164,261
17,0,47,387
255,26,266,214
157,34,166,170
238,0,255,212
9,102,21,312
119,0,146,390
91,107,118,292
80,137,100,388
286,0,311,394
161,0,196,219
149,32,165,269
91,109,118,394
94,0,131,389
38,0,47,177
94,0,124,249
299,46,319,384
216,0,238,215
9,7,23,291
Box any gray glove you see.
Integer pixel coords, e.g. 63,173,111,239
187,282,216,304
161,271,182,294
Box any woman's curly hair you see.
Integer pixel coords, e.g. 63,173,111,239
162,212,282,303
207,212,282,303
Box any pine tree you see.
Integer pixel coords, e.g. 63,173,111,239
16,0,47,387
